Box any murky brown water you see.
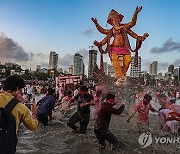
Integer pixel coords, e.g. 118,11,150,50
16,113,178,154
16,83,179,154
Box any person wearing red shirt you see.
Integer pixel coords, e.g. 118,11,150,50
94,93,125,150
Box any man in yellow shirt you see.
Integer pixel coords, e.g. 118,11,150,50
0,75,38,153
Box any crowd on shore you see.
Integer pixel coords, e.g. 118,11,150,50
0,75,180,153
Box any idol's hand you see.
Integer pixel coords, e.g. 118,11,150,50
135,6,142,14
141,33,149,41
91,18,98,24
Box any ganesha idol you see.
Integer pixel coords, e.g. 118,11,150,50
92,6,149,86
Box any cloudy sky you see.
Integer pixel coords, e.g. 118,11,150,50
0,0,180,75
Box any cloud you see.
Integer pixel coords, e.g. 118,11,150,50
141,59,151,71
40,62,49,68
77,49,88,58
36,53,42,56
150,38,180,54
59,54,74,69
0,33,29,61
36,53,47,58
141,59,169,73
174,59,180,67
82,29,94,37
158,62,169,72
77,48,89,65
29,52,34,61
58,49,89,70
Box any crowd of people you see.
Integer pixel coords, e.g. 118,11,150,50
0,74,180,153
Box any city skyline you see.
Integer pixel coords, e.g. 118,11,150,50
0,0,180,74
0,55,179,79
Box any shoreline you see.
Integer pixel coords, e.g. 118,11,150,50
17,106,180,154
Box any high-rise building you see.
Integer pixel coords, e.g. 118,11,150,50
36,65,41,72
149,61,158,75
174,68,179,86
103,62,108,75
130,56,141,77
173,68,178,76
179,66,180,81
168,65,174,74
68,65,73,75
107,64,115,77
73,53,84,75
88,50,97,78
49,51,58,70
